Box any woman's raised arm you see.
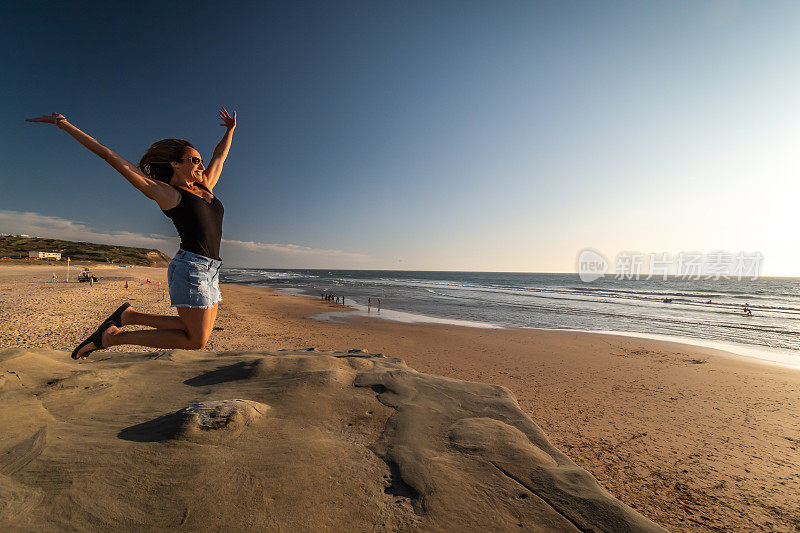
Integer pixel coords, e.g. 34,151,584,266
201,108,237,191
25,113,178,209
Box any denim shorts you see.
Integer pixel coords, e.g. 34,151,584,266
167,249,223,309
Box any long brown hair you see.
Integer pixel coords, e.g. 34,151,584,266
138,139,195,183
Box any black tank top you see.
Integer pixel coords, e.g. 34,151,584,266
162,184,224,260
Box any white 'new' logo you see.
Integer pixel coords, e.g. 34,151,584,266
577,249,608,283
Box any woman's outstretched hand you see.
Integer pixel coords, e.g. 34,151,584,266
25,112,65,125
218,108,236,130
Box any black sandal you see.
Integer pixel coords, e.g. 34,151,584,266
104,302,131,327
71,320,113,360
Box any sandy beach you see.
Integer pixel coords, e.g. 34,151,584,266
1,264,799,531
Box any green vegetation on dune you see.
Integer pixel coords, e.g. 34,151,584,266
0,236,171,267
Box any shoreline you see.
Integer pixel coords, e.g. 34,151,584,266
274,286,800,372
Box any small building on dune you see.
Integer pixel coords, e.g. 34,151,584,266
28,251,62,260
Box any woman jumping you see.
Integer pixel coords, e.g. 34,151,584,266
25,109,237,359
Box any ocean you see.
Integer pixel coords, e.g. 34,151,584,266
220,269,800,360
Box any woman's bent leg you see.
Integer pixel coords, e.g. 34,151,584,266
121,307,186,330
104,328,199,350
102,304,218,351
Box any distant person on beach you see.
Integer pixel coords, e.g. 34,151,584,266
743,303,753,317
27,108,237,360
51,273,57,283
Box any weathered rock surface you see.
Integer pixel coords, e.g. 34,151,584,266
0,348,666,531
119,399,269,443
355,361,666,532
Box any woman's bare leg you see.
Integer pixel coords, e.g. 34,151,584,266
109,304,217,349
120,306,185,330
74,303,219,358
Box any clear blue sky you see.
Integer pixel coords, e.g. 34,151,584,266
2,1,799,274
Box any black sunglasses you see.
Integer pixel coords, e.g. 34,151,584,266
184,156,203,165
